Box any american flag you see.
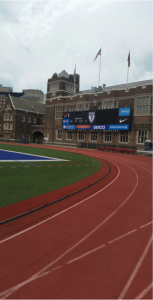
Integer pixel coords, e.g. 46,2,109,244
127,51,130,67
94,48,101,61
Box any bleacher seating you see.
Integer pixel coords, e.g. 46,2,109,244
98,146,137,154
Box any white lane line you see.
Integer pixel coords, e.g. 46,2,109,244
118,234,153,299
0,160,120,245
139,221,153,228
67,222,152,265
135,282,153,299
108,229,137,244
67,244,106,264
50,266,62,272
0,270,51,299
1,220,151,298
0,161,139,298
132,161,152,168
107,156,153,175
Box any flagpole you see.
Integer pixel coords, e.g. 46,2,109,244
127,50,130,89
74,77,75,95
74,64,76,95
98,47,102,89
127,66,129,88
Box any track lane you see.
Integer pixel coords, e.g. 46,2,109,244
0,156,136,298
0,150,152,299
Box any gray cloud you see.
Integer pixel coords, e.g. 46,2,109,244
0,0,152,93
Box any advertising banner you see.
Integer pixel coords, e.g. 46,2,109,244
62,107,132,131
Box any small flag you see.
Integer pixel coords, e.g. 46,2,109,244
74,64,76,79
127,51,130,67
94,48,101,61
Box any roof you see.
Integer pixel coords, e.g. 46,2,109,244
76,79,153,95
0,94,8,97
10,95,45,114
102,79,152,91
58,70,69,78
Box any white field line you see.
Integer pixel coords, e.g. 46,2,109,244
0,149,69,161
0,160,120,245
66,220,152,265
135,282,153,299
118,234,153,299
139,221,153,228
67,244,106,264
108,229,137,244
0,161,138,299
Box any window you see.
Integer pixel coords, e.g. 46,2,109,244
150,97,153,115
56,130,62,139
4,114,13,120
103,100,117,109
17,132,20,137
27,117,31,123
78,131,84,141
104,132,112,142
137,131,148,144
33,117,36,124
7,104,10,109
65,84,74,92
120,131,128,143
77,103,89,111
43,118,45,123
67,131,73,140
22,115,25,122
49,83,59,91
55,106,66,118
137,97,150,115
91,132,97,141
3,123,13,130
8,124,13,130
4,114,8,120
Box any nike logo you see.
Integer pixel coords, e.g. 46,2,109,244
119,118,128,123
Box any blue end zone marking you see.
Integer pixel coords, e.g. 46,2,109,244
0,150,68,162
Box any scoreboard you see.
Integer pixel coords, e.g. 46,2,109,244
63,107,132,131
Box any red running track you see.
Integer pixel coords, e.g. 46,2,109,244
0,145,152,299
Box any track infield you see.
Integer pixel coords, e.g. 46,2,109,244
0,143,101,208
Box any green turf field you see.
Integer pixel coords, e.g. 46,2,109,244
0,144,101,208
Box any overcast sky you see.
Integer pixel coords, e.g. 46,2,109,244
0,0,152,93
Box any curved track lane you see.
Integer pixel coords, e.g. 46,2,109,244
0,147,152,299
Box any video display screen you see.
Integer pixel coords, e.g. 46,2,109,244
63,107,132,131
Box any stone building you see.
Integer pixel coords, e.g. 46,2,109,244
45,74,152,149
0,85,13,93
0,71,152,149
0,95,45,142
0,94,8,111
22,89,46,103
